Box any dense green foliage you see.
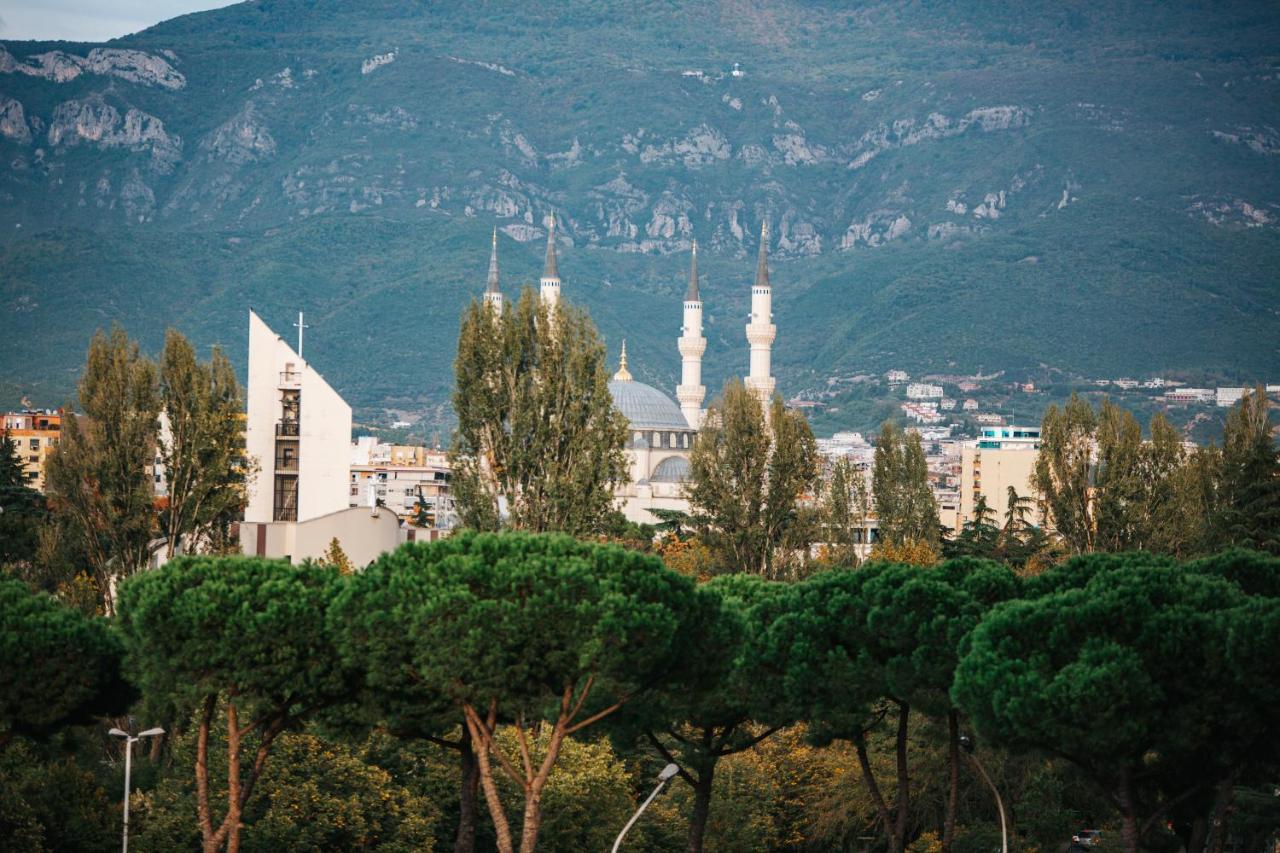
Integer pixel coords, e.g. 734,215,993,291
872,422,940,549
332,531,711,853
450,289,628,535
2,2,1279,433
0,578,132,747
116,555,352,853
686,381,820,578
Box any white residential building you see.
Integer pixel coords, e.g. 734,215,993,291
885,370,910,384
1164,388,1215,405
906,383,944,400
1216,387,1247,407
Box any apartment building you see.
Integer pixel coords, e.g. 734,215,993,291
2,409,62,491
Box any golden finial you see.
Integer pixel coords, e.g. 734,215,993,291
614,339,633,381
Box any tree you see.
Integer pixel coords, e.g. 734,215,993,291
0,577,133,749
618,574,793,853
947,495,999,560
686,381,820,578
820,456,871,567
1034,394,1097,554
872,422,940,550
0,430,47,578
322,538,355,575
331,531,709,853
1210,386,1280,554
450,289,628,536
158,330,250,559
763,559,1018,853
44,327,160,614
117,556,352,853
953,554,1275,853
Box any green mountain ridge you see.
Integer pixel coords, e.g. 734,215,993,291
1,0,1277,432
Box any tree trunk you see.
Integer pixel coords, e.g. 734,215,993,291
1205,770,1240,853
1117,771,1141,853
454,732,479,853
894,702,911,853
196,695,218,853
462,709,515,853
518,722,567,853
1186,816,1209,853
225,702,244,853
687,763,716,853
942,709,960,853
854,730,900,853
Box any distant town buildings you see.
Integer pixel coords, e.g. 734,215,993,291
349,438,455,529
906,383,944,400
1,409,61,491
885,370,910,384
1215,387,1247,408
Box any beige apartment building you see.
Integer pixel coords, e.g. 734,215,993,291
2,409,62,491
958,426,1043,529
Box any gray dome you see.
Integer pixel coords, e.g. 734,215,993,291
609,379,692,430
651,455,691,483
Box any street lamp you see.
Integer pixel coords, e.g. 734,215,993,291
108,726,165,853
612,762,680,852
960,734,1008,853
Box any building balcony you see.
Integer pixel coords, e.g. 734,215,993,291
275,421,300,437
279,370,302,388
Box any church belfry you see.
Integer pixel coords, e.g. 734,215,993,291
676,241,707,429
744,221,776,404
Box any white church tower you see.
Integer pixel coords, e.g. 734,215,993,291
676,241,707,429
744,221,776,404
484,227,503,312
540,217,561,308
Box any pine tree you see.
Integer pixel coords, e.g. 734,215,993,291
0,430,46,574
686,381,819,578
449,288,628,537
323,537,355,574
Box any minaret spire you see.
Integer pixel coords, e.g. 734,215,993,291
614,339,633,381
540,215,561,307
744,219,776,405
484,227,503,311
686,240,701,301
677,241,707,429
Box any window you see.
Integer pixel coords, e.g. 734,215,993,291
29,439,39,450
273,474,298,522
405,488,415,496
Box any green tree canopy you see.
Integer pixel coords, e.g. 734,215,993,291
44,326,160,613
158,330,250,558
449,289,628,536
0,430,47,579
0,577,133,748
686,380,820,578
953,555,1275,853
117,556,352,853
331,531,711,853
1211,386,1280,554
872,422,940,550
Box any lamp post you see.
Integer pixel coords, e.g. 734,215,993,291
960,734,1008,853
108,726,165,853
612,762,680,852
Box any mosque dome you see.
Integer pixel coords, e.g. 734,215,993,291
609,379,692,431
651,455,691,482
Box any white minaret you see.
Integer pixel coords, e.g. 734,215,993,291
484,227,504,312
540,216,560,308
677,241,707,429
744,221,776,404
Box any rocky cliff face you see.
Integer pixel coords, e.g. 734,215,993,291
0,0,1277,420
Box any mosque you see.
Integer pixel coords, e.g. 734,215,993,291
480,220,778,524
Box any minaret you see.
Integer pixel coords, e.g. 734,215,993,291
744,221,776,404
540,216,561,308
484,227,503,312
677,241,707,429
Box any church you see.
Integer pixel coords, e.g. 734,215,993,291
480,220,778,524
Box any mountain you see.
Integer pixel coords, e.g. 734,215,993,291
2,0,1278,433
